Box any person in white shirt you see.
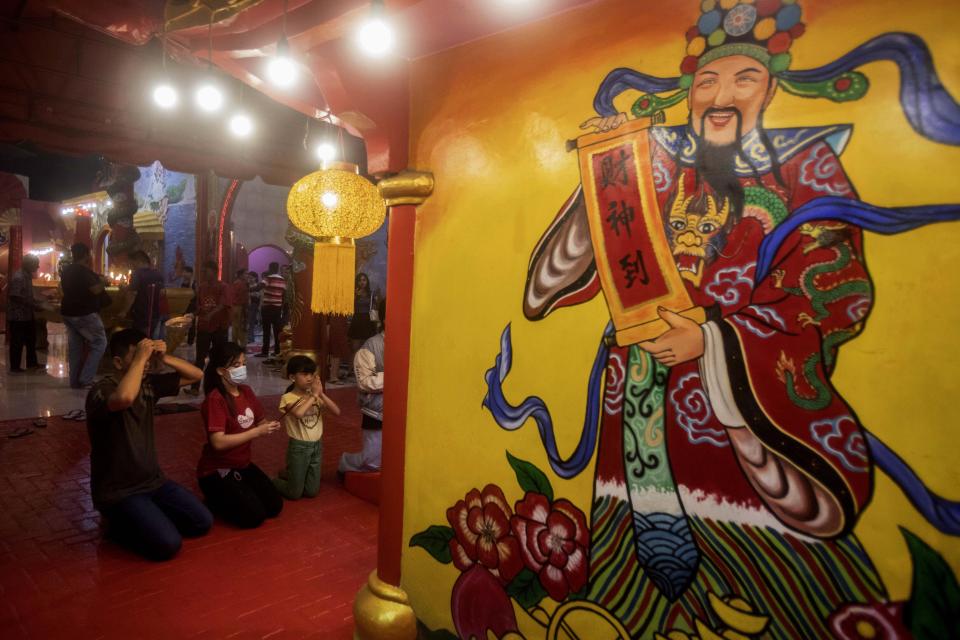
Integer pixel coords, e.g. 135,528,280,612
339,299,385,474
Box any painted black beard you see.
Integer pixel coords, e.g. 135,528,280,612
695,108,746,224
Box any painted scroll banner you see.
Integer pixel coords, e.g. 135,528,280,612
576,120,704,346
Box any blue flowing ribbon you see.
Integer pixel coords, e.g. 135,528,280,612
593,32,960,145
756,196,960,282
781,33,960,145
865,432,960,535
481,323,611,479
593,68,679,116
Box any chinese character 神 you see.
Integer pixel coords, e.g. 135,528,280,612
619,250,650,288
606,199,635,237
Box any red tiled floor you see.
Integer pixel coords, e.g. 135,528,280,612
0,388,377,640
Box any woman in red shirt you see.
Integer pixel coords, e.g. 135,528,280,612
197,342,283,528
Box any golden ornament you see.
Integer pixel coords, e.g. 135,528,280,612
286,162,386,315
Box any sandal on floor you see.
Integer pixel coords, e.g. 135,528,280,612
63,410,83,420
32,418,47,428
8,427,33,439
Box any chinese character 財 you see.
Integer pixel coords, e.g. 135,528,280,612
600,149,630,189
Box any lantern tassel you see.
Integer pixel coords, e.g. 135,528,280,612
311,240,355,315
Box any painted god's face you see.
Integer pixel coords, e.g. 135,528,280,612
689,55,775,146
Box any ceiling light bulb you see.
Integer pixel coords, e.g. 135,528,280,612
153,83,178,109
268,55,297,88
196,84,224,112
356,17,394,57
316,142,336,163
229,113,253,137
321,191,339,208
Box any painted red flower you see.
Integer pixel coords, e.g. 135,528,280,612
446,484,523,583
829,602,908,640
511,493,589,601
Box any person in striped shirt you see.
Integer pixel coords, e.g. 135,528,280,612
256,262,286,358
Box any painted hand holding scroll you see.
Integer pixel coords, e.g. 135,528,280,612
638,306,704,366
580,112,628,133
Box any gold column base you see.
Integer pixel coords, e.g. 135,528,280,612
353,571,417,640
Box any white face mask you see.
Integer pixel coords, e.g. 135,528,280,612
227,365,247,384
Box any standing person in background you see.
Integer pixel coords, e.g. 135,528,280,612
246,271,261,345
257,262,285,359
339,298,386,475
279,264,294,329
60,243,109,388
325,314,351,384
123,251,165,339
7,253,46,373
229,269,249,350
187,261,230,395
180,266,198,347
347,272,378,354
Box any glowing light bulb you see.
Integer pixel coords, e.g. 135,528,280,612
316,142,336,163
229,113,253,137
268,55,297,88
356,18,394,57
153,83,178,109
195,84,224,112
321,192,339,208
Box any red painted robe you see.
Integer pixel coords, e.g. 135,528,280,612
523,126,890,638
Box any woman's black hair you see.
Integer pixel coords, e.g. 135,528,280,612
355,272,370,293
284,355,318,392
203,342,245,413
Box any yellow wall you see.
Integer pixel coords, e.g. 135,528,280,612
404,0,960,634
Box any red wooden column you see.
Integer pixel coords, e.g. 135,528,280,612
353,173,432,640
378,203,416,585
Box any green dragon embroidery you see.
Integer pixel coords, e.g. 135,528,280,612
771,223,871,410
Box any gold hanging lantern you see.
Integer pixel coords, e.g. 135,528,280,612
286,162,386,315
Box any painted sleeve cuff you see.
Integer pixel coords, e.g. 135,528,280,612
698,320,748,428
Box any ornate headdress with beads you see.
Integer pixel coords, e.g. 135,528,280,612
681,0,805,85
593,0,960,147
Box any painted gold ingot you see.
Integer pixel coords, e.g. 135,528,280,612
377,171,435,206
546,600,630,639
352,571,417,640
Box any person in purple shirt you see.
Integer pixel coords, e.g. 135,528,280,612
122,251,165,339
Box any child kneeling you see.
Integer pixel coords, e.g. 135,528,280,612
274,356,340,499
